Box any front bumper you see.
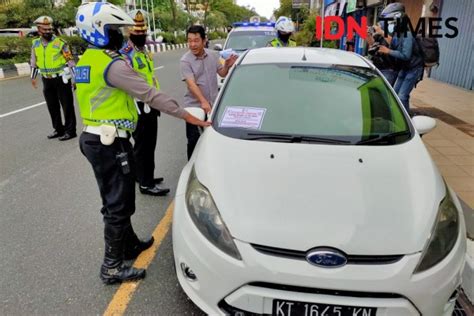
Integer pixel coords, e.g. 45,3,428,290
172,194,466,316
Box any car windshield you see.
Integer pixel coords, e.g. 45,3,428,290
224,30,277,51
213,64,411,145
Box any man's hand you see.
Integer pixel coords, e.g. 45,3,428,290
31,78,37,89
378,45,390,54
374,24,384,35
184,112,212,127
201,100,212,114
224,54,238,69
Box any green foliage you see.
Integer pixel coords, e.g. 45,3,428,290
0,36,31,66
0,35,87,66
293,13,338,48
207,31,227,41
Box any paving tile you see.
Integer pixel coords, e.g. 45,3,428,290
438,165,470,177
425,139,460,147
459,165,474,176
447,155,474,166
432,155,456,166
457,191,474,209
435,146,471,156
445,176,474,192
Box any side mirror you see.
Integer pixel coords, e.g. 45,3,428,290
214,44,223,51
412,115,436,135
184,107,206,122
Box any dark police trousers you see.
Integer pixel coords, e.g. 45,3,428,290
79,132,136,233
186,123,202,160
42,76,76,135
132,102,160,187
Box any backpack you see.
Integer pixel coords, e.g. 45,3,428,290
415,37,440,67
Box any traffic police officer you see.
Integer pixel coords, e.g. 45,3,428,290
268,16,297,47
75,2,209,284
120,10,169,196
30,16,77,140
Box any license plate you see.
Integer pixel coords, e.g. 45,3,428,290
272,299,377,316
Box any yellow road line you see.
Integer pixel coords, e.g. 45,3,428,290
103,201,174,316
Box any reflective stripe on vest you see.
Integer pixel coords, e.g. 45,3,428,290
75,49,137,131
33,37,66,75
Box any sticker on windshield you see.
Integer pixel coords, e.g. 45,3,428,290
219,106,266,130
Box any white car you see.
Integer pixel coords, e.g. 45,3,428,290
215,22,277,89
173,47,466,316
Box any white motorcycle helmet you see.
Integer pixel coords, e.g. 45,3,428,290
275,16,295,34
75,1,134,47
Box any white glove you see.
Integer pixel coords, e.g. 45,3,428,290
62,67,72,84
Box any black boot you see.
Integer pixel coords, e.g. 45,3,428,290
123,225,154,260
100,225,146,285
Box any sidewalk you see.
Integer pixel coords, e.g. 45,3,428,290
412,78,474,211
411,77,474,306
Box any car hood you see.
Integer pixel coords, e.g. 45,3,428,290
193,129,445,255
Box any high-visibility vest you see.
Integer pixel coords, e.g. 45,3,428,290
75,49,137,131
32,37,67,75
121,44,160,90
269,38,297,47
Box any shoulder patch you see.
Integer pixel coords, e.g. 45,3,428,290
103,49,121,59
32,39,40,48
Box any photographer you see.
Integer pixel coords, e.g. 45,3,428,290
367,23,397,86
377,3,424,112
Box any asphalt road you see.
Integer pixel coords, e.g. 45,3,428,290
0,47,206,315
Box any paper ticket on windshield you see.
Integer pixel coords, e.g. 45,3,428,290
219,106,267,130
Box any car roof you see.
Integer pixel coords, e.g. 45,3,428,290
231,26,276,33
240,47,371,68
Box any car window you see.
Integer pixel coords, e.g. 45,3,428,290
0,30,21,37
214,64,411,145
224,30,277,51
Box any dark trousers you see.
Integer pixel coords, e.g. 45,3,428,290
132,102,160,187
79,132,135,229
42,76,76,135
186,122,201,160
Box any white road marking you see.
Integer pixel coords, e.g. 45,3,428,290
0,101,46,118
154,66,164,70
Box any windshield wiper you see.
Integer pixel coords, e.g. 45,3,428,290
356,130,411,145
244,133,350,144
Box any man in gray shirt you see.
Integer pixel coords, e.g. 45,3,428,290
180,25,237,159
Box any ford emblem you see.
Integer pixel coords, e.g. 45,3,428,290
306,248,347,268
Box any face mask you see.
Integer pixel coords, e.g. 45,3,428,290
130,34,147,48
42,33,53,41
278,31,290,42
106,28,124,51
388,24,395,34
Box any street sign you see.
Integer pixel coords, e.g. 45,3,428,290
292,0,310,9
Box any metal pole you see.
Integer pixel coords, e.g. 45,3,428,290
320,0,324,47
140,0,143,11
150,0,156,41
145,0,152,39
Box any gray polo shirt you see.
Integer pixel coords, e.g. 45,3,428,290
180,49,223,108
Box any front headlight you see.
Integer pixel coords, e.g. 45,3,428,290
185,167,241,260
414,187,459,273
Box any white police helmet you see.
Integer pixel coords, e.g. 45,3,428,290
34,16,53,26
275,16,295,33
75,1,134,47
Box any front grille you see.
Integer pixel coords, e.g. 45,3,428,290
251,243,404,265
249,282,404,299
